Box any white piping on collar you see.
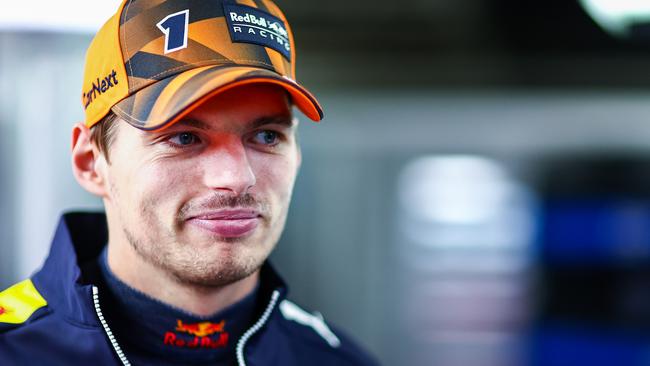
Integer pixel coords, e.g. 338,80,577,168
236,290,281,366
279,299,341,348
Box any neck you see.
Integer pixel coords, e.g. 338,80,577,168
106,241,259,317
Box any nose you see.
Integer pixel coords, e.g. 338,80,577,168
201,134,256,196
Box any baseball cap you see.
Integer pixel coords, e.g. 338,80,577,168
82,0,323,131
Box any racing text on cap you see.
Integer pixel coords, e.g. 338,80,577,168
223,3,291,61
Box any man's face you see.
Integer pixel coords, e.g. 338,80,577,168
101,84,300,287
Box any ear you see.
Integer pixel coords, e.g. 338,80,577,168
71,122,108,197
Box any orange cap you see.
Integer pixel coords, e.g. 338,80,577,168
81,0,323,131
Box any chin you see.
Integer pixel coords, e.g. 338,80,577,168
168,254,264,287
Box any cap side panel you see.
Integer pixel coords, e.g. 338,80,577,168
262,0,295,78
261,0,288,20
186,0,226,23
120,0,167,24
127,75,153,88
266,47,290,76
125,51,187,82
122,17,167,61
229,41,275,74
125,49,273,87
251,0,271,13
236,0,259,8
287,25,296,78
259,0,294,77
112,77,175,127
129,78,175,125
82,2,130,128
137,36,229,66
134,35,167,59
186,17,244,61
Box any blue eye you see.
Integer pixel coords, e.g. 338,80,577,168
169,132,199,146
254,130,280,145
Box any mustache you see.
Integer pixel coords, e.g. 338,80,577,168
177,193,269,220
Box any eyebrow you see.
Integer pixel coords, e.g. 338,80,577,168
175,115,295,131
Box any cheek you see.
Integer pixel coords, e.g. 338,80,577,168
141,160,200,202
110,158,193,214
251,154,298,201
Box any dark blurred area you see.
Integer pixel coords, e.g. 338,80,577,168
3,1,650,365
287,0,650,89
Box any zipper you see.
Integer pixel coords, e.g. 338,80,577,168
236,290,280,366
92,286,132,366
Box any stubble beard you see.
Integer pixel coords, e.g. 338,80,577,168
123,226,259,288
121,193,282,289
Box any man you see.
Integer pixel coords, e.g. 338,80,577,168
0,1,379,365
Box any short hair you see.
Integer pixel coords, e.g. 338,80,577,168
89,112,119,164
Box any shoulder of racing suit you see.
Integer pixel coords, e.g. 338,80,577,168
0,279,49,333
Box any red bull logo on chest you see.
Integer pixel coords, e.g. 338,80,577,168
163,319,229,349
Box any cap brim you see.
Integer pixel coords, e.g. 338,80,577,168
111,65,323,131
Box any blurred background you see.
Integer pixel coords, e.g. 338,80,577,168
3,0,650,365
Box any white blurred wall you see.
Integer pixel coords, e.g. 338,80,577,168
0,32,102,284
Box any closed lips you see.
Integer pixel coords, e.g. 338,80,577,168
187,210,261,238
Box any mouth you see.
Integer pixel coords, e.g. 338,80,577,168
186,209,261,238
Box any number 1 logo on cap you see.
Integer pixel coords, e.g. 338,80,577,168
157,9,190,54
